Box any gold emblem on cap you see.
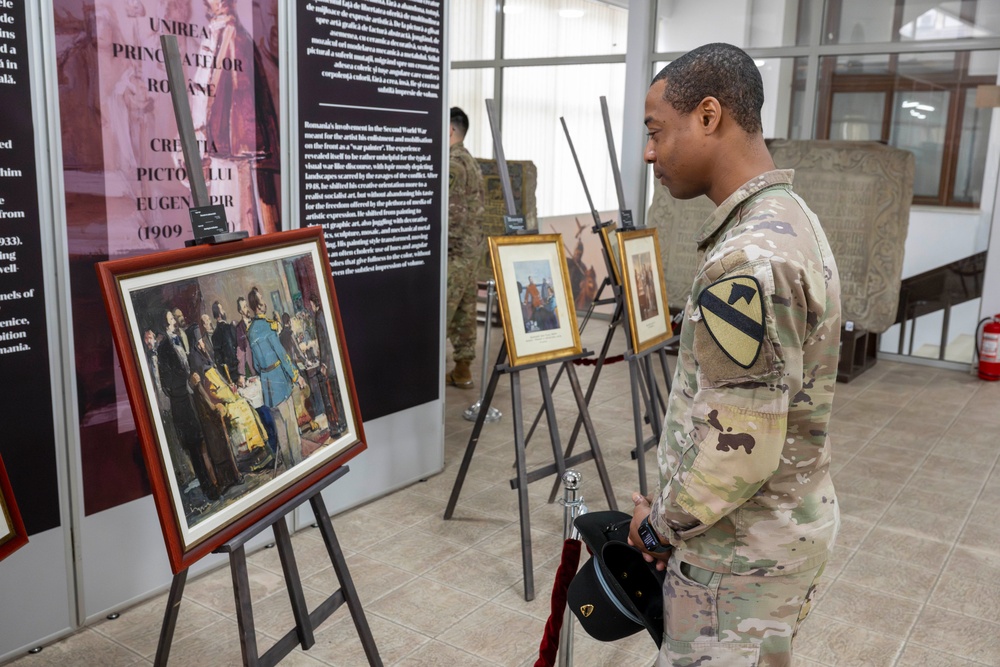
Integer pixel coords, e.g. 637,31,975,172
580,604,594,618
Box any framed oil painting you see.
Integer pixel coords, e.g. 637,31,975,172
97,227,365,573
489,233,583,367
0,454,28,562
619,228,673,354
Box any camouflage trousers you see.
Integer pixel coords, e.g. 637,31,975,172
656,556,825,667
446,248,481,362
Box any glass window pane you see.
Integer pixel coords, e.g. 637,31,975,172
825,0,1000,44
502,64,626,217
449,68,496,159
830,92,886,140
450,0,496,61
953,87,992,204
503,0,627,59
833,54,892,75
656,0,806,51
889,90,950,198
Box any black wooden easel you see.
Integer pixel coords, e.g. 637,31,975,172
154,466,381,666
443,342,617,601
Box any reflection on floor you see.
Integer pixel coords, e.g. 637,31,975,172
5,319,1000,666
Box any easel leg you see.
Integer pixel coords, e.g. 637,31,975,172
537,365,568,486
511,370,535,601
273,517,315,649
628,357,650,497
230,545,260,666
154,569,188,667
565,362,618,511
311,493,383,666
547,303,623,502
444,345,506,519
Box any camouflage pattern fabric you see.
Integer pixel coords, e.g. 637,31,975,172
648,170,841,661
656,557,825,666
447,140,486,362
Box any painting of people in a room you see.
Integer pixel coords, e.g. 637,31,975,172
101,233,363,570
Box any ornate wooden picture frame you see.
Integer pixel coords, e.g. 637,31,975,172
0,454,28,563
619,228,673,354
489,233,583,367
97,227,365,573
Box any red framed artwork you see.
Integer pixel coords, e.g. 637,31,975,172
97,227,365,573
0,454,28,562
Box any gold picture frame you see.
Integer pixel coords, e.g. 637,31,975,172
489,234,583,367
619,228,673,354
598,222,622,286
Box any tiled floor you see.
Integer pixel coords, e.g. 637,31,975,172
5,319,1000,666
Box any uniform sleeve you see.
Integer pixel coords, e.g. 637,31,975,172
448,156,466,213
650,252,810,546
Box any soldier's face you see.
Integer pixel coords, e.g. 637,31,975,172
643,80,710,201
144,331,155,349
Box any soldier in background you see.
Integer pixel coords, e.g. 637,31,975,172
445,107,486,389
627,43,841,666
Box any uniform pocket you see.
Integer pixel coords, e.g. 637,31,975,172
657,639,760,667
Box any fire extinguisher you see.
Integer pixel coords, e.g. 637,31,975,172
976,315,1000,381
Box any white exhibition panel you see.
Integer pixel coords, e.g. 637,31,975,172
0,529,74,662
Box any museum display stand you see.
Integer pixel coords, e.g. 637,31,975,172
155,466,380,667
444,101,617,602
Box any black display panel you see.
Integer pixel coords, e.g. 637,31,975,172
0,0,60,534
296,0,444,420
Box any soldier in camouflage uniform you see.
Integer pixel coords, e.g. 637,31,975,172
446,107,486,388
628,44,841,666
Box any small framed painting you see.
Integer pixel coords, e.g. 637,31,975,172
619,228,673,354
489,234,583,367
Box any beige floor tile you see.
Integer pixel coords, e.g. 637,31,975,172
302,552,416,607
856,525,951,572
838,550,939,602
929,546,1000,619
307,611,430,666
835,458,914,486
331,509,418,552
395,640,501,666
437,602,545,665
366,578,486,637
3,629,144,667
794,614,904,666
360,526,468,575
832,491,888,523
909,606,1000,665
413,507,510,546
158,616,248,666
833,514,874,551
914,453,993,484
810,579,920,638
89,593,226,659
878,503,964,543
895,643,993,667
424,550,527,600
184,561,291,618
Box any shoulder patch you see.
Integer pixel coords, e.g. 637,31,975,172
698,275,764,368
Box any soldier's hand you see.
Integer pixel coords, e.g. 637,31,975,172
628,492,670,571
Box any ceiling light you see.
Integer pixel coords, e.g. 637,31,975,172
902,101,920,108
916,104,935,112
754,59,766,67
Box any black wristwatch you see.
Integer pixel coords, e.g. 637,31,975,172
638,515,670,554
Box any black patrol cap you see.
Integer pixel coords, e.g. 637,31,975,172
567,511,665,648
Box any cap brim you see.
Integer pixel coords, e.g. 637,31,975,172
601,541,665,648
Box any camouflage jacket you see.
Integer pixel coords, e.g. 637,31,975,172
649,170,841,576
448,141,486,258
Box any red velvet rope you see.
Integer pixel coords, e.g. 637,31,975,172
572,354,625,366
534,538,583,667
